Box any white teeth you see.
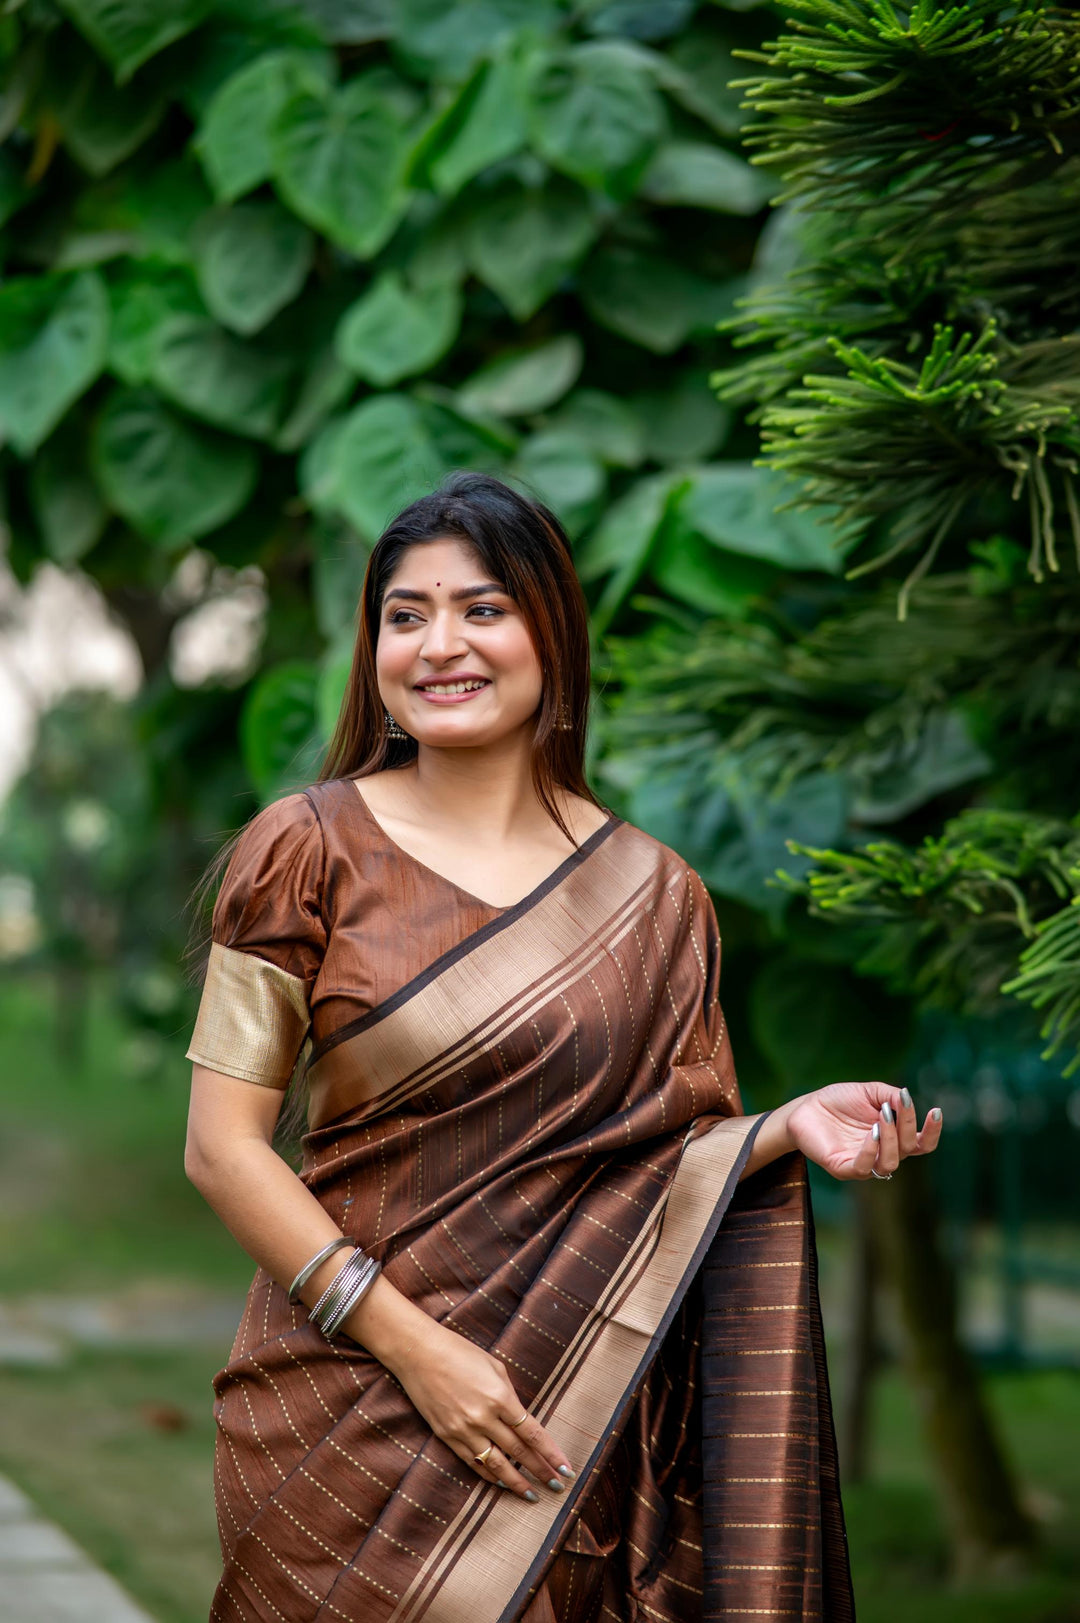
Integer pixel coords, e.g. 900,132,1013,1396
421,679,487,694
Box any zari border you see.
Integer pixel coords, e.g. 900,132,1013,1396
389,1111,765,1623
185,941,309,1088
305,820,672,1129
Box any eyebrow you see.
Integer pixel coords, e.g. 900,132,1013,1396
383,582,508,605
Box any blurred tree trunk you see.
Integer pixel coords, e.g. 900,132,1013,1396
875,1158,1035,1579
839,1180,880,1484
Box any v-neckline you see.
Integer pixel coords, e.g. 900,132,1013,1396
344,776,617,915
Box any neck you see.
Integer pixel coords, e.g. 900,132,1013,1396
407,728,549,839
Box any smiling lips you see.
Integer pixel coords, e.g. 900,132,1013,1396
413,676,491,703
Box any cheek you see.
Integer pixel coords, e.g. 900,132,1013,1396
490,622,543,692
375,636,413,686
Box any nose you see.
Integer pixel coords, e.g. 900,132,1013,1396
419,605,468,664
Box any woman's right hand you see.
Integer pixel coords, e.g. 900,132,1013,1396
385,1318,576,1502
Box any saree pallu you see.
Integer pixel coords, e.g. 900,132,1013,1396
200,813,854,1622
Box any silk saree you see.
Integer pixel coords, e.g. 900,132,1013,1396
187,776,853,1622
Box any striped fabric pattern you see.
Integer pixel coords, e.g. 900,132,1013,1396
194,782,852,1621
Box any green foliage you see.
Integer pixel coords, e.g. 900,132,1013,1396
0,0,775,817
719,0,1080,607
775,808,1080,1073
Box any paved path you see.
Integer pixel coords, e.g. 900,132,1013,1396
0,1474,156,1622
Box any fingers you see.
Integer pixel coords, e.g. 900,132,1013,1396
467,1440,539,1500
491,1412,575,1497
875,1098,900,1174
896,1086,919,1155
916,1104,943,1155
849,1119,882,1180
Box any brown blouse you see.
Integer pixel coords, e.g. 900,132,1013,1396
187,776,512,1094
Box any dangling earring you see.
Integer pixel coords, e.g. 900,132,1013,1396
556,697,574,732
384,709,409,741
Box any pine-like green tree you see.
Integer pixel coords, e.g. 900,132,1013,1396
599,0,1080,1578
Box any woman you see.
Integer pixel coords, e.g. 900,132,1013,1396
185,471,942,1623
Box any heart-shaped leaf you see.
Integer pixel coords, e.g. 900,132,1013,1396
93,386,258,546
195,201,314,336
336,272,461,386
321,393,447,539
271,73,411,259
241,660,323,801
58,0,209,81
150,317,293,440
465,178,597,321
0,271,109,456
195,51,332,204
640,142,773,215
528,41,666,195
458,335,583,417
680,464,846,574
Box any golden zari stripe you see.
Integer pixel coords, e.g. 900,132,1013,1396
186,941,309,1087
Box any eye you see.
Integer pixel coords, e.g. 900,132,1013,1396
466,603,505,619
387,608,421,624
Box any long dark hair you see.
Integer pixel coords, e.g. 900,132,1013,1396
321,469,598,841
186,471,599,1149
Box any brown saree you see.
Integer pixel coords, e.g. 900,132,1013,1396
187,777,853,1623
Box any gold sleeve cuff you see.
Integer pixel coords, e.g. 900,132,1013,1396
185,942,311,1089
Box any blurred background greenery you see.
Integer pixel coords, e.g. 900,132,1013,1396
0,0,1078,1619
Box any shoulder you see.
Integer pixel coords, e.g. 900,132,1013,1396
607,816,712,904
228,788,326,873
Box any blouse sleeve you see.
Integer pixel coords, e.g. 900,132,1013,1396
185,792,327,1088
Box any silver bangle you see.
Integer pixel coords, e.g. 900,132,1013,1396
309,1248,382,1340
288,1236,354,1305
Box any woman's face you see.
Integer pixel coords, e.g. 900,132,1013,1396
375,537,544,749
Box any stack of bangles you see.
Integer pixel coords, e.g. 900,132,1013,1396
288,1237,382,1341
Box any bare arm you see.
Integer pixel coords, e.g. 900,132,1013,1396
185,1064,574,1499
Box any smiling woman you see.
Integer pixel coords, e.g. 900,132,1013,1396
184,470,941,1623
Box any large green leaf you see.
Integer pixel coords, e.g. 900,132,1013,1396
54,52,166,176
655,29,747,137
680,465,846,574
576,470,685,634
335,272,461,386
311,516,370,639
579,247,739,353
408,38,529,196
150,317,293,440
276,348,354,451
640,143,773,214
528,41,666,195
628,746,848,920
392,0,558,81
631,369,731,463
546,388,644,467
458,335,582,417
851,708,992,824
58,0,209,80
93,387,258,546
0,272,109,456
195,51,331,204
271,74,411,259
650,515,779,616
106,266,205,385
749,956,912,1090
194,202,314,336
319,393,447,539
29,417,107,564
513,431,606,536
465,178,597,321
241,659,322,802
581,0,695,40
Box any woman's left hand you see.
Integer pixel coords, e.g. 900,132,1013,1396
778,1081,942,1181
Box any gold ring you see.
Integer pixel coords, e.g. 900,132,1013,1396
473,1442,495,1465
509,1411,529,1428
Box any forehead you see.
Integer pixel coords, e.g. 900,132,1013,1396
384,535,490,584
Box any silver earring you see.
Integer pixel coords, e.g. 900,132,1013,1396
384,710,408,741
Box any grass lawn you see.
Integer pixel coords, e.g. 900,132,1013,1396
1,972,1078,1621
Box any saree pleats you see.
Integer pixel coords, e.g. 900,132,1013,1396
204,808,853,1622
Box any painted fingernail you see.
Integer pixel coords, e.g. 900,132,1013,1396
881,1101,893,1125
931,1107,942,1122
524,1490,539,1503
872,1122,880,1141
900,1087,912,1110
558,1465,575,1479
547,1478,565,1493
